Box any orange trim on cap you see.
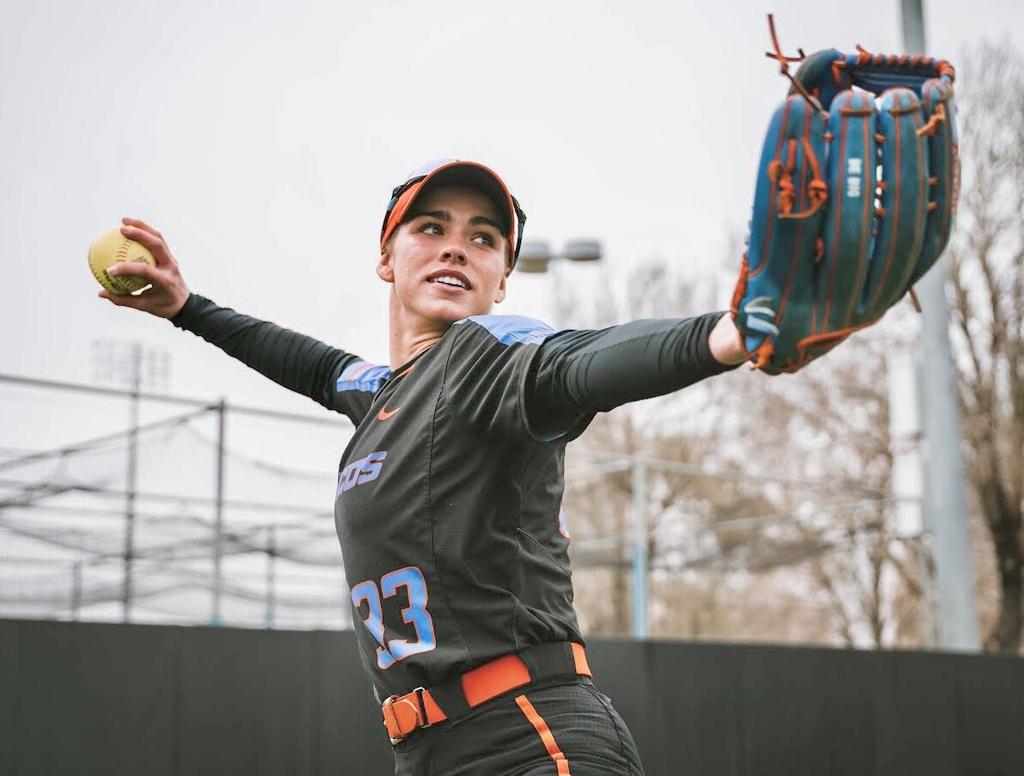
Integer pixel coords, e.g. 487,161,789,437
515,695,572,776
381,180,429,248
380,160,519,262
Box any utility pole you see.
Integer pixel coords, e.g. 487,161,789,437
210,398,227,626
887,350,936,646
122,342,141,622
631,455,648,638
91,339,170,623
265,524,276,629
900,0,980,650
71,561,82,621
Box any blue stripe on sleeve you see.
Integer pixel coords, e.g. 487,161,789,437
336,361,391,393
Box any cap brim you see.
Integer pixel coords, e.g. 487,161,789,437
418,164,513,233
381,161,518,260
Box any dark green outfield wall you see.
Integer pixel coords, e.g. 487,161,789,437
1,619,1022,775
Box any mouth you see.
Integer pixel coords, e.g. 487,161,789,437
425,270,472,291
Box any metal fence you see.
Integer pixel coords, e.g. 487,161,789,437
0,372,352,629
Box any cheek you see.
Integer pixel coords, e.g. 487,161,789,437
392,266,422,305
389,247,424,294
480,260,507,297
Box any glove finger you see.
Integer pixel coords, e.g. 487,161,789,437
791,49,850,110
907,77,958,288
741,94,828,370
818,89,879,334
764,99,829,369
862,87,930,316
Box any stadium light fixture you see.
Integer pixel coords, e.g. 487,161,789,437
516,239,603,273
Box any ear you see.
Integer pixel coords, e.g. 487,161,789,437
494,268,509,304
376,248,395,283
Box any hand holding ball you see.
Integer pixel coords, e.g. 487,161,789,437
92,218,191,319
88,227,157,294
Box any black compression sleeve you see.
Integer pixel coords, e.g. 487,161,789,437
526,312,737,439
170,293,360,413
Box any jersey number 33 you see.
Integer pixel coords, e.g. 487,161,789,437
350,566,437,670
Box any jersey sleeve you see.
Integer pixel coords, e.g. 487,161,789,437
441,315,568,441
170,292,387,425
443,312,738,444
526,312,738,441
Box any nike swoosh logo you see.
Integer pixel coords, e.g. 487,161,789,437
377,406,400,421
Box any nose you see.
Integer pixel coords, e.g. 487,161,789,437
440,238,468,265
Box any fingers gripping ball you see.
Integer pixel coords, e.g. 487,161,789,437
88,228,156,295
733,19,959,375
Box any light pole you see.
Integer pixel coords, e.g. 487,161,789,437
900,0,980,651
514,239,603,273
211,398,227,626
631,454,648,638
517,238,604,335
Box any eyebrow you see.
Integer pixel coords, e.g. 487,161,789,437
410,209,505,234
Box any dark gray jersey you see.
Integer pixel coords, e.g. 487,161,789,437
172,295,732,701
331,316,586,700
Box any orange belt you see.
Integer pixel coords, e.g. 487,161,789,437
382,642,591,744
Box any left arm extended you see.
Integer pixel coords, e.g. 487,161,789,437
526,312,743,440
707,313,747,366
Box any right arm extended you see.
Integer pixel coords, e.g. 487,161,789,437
100,218,361,414
169,293,359,411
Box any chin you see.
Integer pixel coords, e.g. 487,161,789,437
417,298,493,325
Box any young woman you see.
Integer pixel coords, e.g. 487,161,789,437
101,159,746,775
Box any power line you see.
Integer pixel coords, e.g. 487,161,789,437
0,372,347,428
571,449,888,497
0,475,331,517
0,407,209,473
178,420,335,482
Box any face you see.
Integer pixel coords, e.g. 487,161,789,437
377,185,510,325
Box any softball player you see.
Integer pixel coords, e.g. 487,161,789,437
101,159,747,775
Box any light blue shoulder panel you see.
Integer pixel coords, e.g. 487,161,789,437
454,314,555,346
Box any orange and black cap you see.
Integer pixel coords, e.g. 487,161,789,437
380,159,527,268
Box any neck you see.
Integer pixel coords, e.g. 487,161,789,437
387,289,449,369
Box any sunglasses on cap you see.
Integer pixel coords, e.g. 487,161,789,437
379,159,528,267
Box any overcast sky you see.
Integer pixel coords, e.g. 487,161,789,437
2,0,1021,626
1,0,1022,448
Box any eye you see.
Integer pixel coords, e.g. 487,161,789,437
420,222,443,235
473,232,497,247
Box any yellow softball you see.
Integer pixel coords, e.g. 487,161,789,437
88,227,156,295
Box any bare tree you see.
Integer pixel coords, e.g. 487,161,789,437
559,44,1024,652
947,41,1024,653
704,325,931,648
558,260,925,647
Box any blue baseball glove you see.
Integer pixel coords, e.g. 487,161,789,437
732,20,958,374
